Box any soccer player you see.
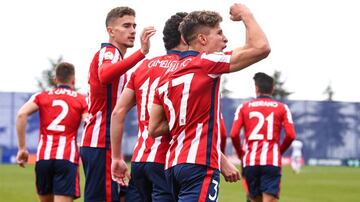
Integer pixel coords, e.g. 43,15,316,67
230,72,296,202
290,139,303,174
79,6,155,202
16,62,88,202
149,3,270,201
110,12,188,202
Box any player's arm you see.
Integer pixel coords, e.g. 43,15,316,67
220,114,228,153
220,152,241,183
15,101,39,167
148,103,169,138
230,105,245,159
82,112,89,122
98,27,156,84
228,3,271,73
110,88,135,185
80,96,89,122
280,104,296,154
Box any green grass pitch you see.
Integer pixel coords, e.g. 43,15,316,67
0,164,359,201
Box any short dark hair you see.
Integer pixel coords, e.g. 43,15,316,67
253,72,274,94
179,10,222,45
163,12,188,50
106,7,135,27
55,62,75,83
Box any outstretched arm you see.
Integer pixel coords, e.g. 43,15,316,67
16,101,38,168
229,3,271,72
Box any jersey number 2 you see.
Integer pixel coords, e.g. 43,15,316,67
47,100,69,132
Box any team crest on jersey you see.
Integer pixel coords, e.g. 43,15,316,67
104,51,114,60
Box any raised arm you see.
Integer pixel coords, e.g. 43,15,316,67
98,26,156,84
229,3,271,72
16,101,39,167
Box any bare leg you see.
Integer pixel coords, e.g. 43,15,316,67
38,194,54,202
251,195,262,202
54,195,73,202
262,193,278,202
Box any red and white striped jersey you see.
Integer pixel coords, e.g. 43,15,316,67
29,86,87,164
81,43,127,149
127,51,182,164
154,51,231,170
230,96,296,167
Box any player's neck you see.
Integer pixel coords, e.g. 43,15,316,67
108,40,127,57
257,93,272,98
57,83,73,90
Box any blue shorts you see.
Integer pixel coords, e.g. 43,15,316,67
165,163,220,202
124,178,142,202
125,162,173,202
80,147,122,202
35,160,80,198
243,166,281,199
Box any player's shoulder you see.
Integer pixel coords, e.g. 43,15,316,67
28,91,44,102
74,91,87,100
199,51,231,60
98,43,120,60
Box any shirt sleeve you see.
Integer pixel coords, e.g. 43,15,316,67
280,104,296,153
98,48,145,84
199,51,231,75
28,92,41,105
79,94,88,114
126,71,136,90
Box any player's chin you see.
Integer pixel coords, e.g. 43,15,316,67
125,42,134,48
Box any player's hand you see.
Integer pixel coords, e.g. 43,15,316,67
140,26,156,55
220,156,241,183
229,3,252,21
16,149,29,168
111,158,130,186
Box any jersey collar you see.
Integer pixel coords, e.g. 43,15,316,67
257,95,272,99
166,50,182,56
180,50,199,59
57,85,71,89
101,43,124,59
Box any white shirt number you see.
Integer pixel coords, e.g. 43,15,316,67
248,111,274,140
47,99,69,132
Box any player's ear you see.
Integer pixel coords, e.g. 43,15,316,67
180,35,188,46
198,33,207,46
53,76,58,85
271,86,275,95
255,86,260,95
107,26,114,37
